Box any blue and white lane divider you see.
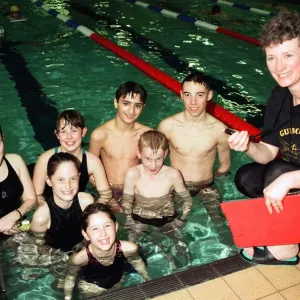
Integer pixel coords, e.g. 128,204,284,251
30,0,95,37
123,0,218,30
209,0,276,16
120,0,260,46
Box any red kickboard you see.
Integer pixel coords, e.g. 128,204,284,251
220,195,300,248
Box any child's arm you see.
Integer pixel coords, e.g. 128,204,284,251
122,168,138,214
30,204,50,240
33,151,52,205
86,151,112,204
64,249,88,300
121,241,150,281
172,169,193,221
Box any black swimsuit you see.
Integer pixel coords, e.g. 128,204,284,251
44,194,83,252
81,240,125,289
0,157,23,218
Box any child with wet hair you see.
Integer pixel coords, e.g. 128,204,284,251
64,203,149,299
33,109,112,206
31,152,94,252
122,130,193,235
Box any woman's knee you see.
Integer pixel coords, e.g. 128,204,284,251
263,160,300,187
234,163,264,197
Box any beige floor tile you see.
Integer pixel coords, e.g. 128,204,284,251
256,265,300,290
258,293,286,300
280,284,300,300
223,268,276,300
153,289,194,300
187,278,239,300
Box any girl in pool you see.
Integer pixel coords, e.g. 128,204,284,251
33,109,111,206
30,152,94,252
64,203,150,299
0,125,36,236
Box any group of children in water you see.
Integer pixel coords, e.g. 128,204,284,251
0,72,231,298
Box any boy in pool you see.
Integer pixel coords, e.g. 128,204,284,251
158,72,230,228
122,130,193,235
64,203,150,299
89,82,152,211
33,109,112,205
31,152,94,252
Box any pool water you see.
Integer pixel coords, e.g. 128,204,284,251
1,0,299,298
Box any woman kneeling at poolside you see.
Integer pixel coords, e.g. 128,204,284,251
0,125,36,237
64,203,150,300
30,152,94,252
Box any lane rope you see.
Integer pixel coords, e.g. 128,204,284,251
209,0,276,16
30,0,261,137
120,0,260,46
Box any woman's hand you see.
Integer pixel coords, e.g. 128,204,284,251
227,130,250,152
263,173,291,214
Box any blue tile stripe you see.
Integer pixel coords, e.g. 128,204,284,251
209,0,276,16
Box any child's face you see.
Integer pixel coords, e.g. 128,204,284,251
82,212,118,251
46,162,80,203
138,146,167,175
55,120,87,153
10,11,20,19
114,93,145,124
180,81,213,117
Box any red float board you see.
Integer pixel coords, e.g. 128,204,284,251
220,195,300,247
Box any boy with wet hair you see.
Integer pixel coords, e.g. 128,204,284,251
33,109,112,205
158,72,230,227
122,130,193,234
89,82,152,212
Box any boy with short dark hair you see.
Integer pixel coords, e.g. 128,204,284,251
89,82,152,211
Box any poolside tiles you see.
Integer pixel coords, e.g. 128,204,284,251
88,255,300,299
153,260,300,300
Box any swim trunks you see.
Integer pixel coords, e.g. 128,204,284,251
185,181,214,198
109,183,124,203
132,213,176,227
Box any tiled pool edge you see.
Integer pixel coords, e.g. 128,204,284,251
88,254,251,299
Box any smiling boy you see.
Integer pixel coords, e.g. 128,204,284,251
122,130,192,233
158,72,230,225
89,82,152,211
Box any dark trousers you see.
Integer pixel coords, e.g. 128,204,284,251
235,159,300,198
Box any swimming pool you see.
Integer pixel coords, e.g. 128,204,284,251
1,0,300,299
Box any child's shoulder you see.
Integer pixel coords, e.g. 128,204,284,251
78,192,94,207
120,240,139,254
69,247,89,266
126,165,141,178
162,165,181,178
